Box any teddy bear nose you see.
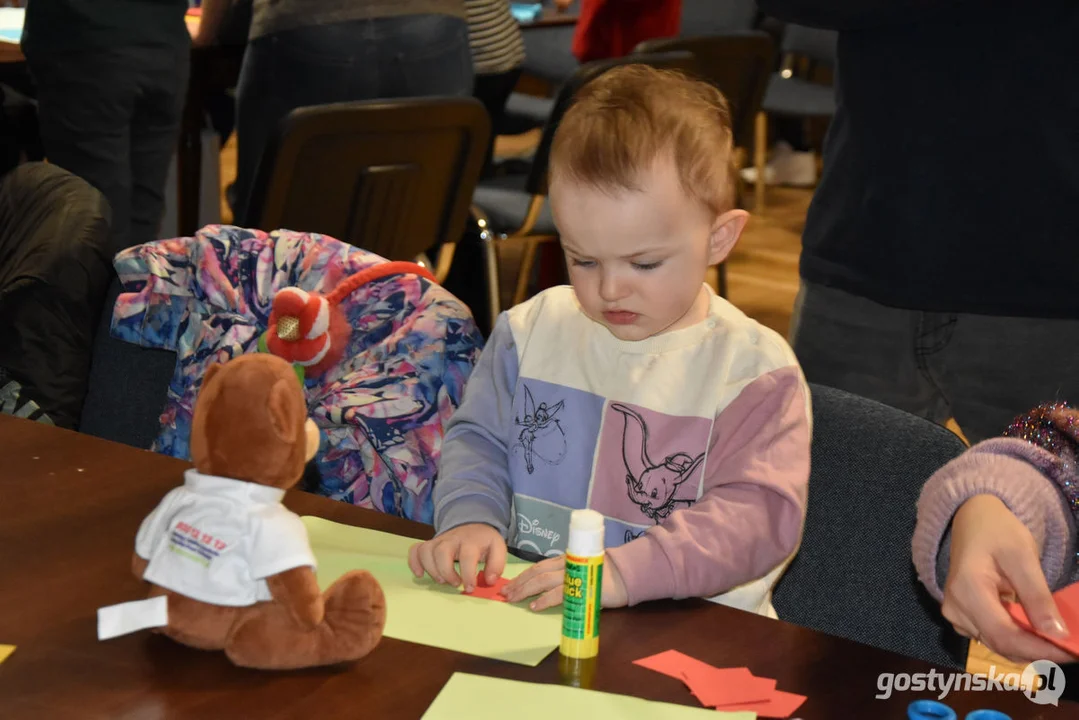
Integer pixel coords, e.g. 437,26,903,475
277,316,301,342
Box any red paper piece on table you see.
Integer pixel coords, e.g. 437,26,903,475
679,668,775,707
634,651,772,707
633,649,722,681
461,572,509,602
1005,581,1079,656
715,689,808,719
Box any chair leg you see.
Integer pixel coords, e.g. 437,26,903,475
482,232,501,331
754,111,768,213
472,206,502,330
432,242,457,285
512,236,540,307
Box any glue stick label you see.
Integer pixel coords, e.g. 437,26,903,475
560,552,603,659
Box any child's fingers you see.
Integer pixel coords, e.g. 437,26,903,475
417,541,443,583
458,543,481,592
407,542,425,578
505,568,562,604
483,537,507,585
530,585,564,612
434,541,463,587
502,555,558,594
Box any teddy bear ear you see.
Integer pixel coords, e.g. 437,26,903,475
267,377,303,444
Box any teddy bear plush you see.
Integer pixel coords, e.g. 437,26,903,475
125,353,386,669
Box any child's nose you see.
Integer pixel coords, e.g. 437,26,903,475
599,271,628,301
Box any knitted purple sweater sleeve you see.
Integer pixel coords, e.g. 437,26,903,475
912,437,1077,602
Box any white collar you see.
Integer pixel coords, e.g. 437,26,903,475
183,469,287,505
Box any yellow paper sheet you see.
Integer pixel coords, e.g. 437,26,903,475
302,517,562,666
423,673,757,720
0,645,14,664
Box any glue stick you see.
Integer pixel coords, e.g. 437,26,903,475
560,509,604,660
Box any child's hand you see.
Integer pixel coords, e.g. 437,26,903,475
943,494,1076,664
407,523,507,593
502,555,629,611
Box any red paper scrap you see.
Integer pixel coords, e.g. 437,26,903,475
635,649,807,718
679,667,775,707
715,689,808,718
461,572,510,602
1005,581,1079,656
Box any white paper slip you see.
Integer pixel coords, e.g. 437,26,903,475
97,595,169,640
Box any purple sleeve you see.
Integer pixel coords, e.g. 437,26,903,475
432,315,518,535
912,438,1078,602
607,367,811,605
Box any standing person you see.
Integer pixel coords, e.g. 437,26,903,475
557,0,681,63
196,0,473,224
465,0,525,173
22,0,191,255
757,1,1079,443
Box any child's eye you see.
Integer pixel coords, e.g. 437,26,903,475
632,261,663,271
570,259,596,268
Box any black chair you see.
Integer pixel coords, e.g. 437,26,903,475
473,51,697,318
0,163,112,430
241,96,491,287
79,277,178,449
507,0,761,132
773,384,969,669
754,23,837,206
634,31,776,278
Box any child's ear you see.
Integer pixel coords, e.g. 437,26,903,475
707,209,750,266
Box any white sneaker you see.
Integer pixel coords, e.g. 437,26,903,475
740,141,817,187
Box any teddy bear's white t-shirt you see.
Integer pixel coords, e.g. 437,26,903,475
135,470,316,607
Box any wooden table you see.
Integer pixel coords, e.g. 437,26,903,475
0,415,1071,719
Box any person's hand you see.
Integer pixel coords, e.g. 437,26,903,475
408,523,507,592
502,555,629,611
942,494,1077,664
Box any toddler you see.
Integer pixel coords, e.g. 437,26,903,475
409,65,810,617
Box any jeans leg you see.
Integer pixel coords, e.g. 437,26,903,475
375,15,474,98
790,282,947,422
932,314,1079,443
473,67,524,175
233,27,374,225
129,43,189,247
28,50,135,254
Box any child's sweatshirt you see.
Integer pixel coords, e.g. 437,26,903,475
433,286,810,616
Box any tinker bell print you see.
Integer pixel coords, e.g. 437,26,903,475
514,385,567,474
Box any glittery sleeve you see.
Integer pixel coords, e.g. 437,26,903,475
913,437,1078,602
1003,403,1079,521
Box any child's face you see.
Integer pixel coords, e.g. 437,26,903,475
550,156,746,342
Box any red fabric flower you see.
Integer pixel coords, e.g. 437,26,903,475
265,288,332,367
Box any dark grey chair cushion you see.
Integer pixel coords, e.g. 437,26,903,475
503,92,556,132
762,73,836,117
773,384,969,668
473,176,556,236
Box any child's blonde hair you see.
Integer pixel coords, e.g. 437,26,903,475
549,64,737,217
